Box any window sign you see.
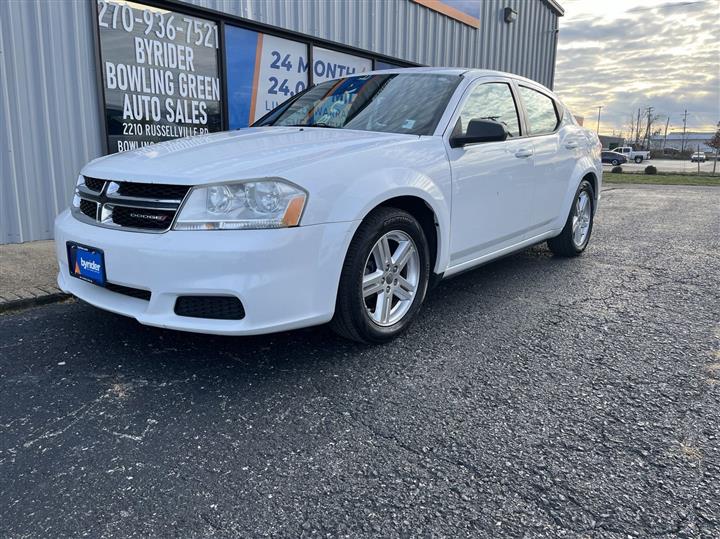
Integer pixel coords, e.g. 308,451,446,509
96,0,222,153
312,47,372,82
225,26,308,128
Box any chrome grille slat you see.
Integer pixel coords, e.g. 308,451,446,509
84,177,106,192
73,178,192,233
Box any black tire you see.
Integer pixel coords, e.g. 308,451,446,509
611,159,619,166
547,180,595,257
330,207,430,343
634,156,643,163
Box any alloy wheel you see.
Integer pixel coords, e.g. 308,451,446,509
362,230,420,326
572,191,592,248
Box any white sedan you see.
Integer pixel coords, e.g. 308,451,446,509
55,68,602,343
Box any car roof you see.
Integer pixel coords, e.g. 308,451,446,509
360,67,549,89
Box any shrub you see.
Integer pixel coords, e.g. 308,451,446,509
611,166,623,173
645,165,657,175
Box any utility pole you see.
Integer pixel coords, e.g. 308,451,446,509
713,121,719,176
681,109,688,153
596,106,603,134
643,106,654,150
634,108,642,147
662,116,670,151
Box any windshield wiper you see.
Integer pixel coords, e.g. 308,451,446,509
280,122,340,128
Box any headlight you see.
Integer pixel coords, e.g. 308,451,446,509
71,175,83,211
173,178,307,230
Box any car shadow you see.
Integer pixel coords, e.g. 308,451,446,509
61,243,571,379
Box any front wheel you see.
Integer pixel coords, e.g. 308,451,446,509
611,159,619,166
547,180,595,257
331,207,430,343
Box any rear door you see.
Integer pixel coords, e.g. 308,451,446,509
516,84,579,233
446,78,536,268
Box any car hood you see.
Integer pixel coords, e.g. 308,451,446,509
83,127,418,185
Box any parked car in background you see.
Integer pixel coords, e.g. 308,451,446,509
601,151,627,166
612,146,650,163
55,68,602,343
690,152,706,162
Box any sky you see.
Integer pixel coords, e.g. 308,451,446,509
553,0,720,137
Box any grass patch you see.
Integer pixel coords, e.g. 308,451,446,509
604,172,720,186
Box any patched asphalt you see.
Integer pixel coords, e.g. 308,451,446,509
1,184,719,538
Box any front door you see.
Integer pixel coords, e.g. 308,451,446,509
447,80,536,268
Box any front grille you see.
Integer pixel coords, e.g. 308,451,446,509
74,178,190,232
111,206,176,230
105,282,151,301
80,199,97,219
174,296,245,320
117,183,190,201
84,177,106,192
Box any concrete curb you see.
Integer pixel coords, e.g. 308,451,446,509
0,287,70,314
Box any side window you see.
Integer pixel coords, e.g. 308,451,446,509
519,86,559,135
458,82,521,137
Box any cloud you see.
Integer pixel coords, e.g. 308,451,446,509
553,0,720,135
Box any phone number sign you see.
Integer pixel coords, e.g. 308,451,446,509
96,0,222,153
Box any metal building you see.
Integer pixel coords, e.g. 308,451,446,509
0,0,563,244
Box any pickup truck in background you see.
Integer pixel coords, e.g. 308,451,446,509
612,146,651,163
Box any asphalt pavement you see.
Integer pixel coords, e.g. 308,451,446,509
1,184,719,538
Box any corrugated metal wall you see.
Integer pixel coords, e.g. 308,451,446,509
1,0,103,244
183,0,560,86
0,0,559,244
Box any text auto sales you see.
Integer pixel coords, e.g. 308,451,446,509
105,37,220,126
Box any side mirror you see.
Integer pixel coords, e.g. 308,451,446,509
450,119,509,148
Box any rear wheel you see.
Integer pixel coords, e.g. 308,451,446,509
611,159,620,166
331,207,430,343
634,156,643,163
547,180,595,257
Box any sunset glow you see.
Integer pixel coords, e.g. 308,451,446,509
554,0,720,135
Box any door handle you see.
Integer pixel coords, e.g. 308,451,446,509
514,148,533,158
565,141,579,149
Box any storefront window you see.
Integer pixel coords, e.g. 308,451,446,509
95,1,409,144
375,60,404,70
96,0,222,153
225,26,309,128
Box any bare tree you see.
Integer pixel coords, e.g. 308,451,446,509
707,122,720,176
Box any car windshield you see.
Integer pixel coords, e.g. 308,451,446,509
254,73,462,136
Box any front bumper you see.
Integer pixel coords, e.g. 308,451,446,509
54,210,358,335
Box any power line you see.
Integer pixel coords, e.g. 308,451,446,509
559,0,711,24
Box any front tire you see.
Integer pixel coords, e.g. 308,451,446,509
611,159,619,166
331,207,430,343
547,180,595,257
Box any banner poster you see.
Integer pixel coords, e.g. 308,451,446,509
225,27,372,128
